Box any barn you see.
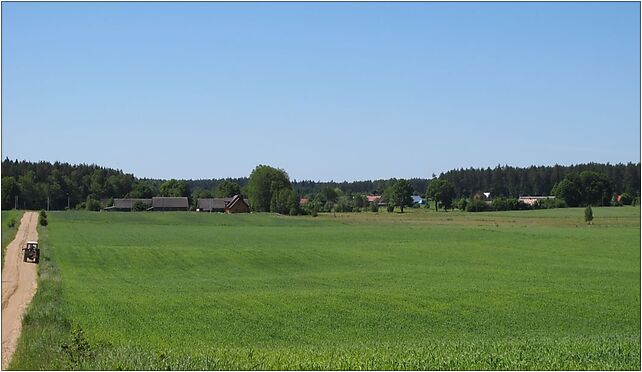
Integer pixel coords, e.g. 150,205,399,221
197,195,250,213
104,198,152,211
149,197,189,211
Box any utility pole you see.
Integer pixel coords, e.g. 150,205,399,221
67,194,70,210
47,196,50,211
14,196,18,210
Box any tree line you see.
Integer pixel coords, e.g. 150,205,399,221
1,158,639,211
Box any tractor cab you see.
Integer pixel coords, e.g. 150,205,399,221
22,241,40,263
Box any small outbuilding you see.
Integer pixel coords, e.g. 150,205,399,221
225,195,250,214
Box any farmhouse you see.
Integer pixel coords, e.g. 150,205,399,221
518,195,556,206
104,198,151,211
197,195,250,213
366,195,381,203
149,197,189,211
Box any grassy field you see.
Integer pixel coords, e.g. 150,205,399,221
2,210,23,268
10,207,640,370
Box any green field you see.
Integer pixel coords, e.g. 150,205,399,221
11,207,641,370
2,210,23,268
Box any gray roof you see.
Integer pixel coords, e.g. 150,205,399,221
152,197,188,208
197,196,250,211
113,198,152,209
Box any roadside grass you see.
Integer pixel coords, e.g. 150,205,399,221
9,208,640,370
9,222,72,370
2,210,24,268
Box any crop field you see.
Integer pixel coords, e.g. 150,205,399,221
10,207,641,370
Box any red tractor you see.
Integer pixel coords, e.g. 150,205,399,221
22,241,40,264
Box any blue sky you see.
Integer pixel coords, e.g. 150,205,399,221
2,2,640,181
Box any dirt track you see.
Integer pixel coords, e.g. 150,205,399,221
1,212,38,369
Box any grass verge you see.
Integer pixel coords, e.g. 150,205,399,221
8,223,72,370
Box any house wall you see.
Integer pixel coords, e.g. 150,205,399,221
226,201,250,214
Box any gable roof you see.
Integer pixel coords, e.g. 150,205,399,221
226,195,250,210
112,198,152,209
367,195,382,202
152,197,188,208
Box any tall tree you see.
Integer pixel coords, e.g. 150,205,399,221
214,180,241,198
159,179,190,197
385,179,414,213
427,179,456,211
246,165,292,212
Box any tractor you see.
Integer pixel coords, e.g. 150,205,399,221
22,241,40,263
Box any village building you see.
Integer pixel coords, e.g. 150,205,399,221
518,196,556,206
197,195,250,213
411,195,426,205
149,197,189,211
104,198,152,211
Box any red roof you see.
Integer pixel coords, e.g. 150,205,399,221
299,198,309,205
367,195,381,202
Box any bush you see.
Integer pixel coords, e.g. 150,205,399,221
455,198,468,211
7,217,16,228
39,209,47,219
584,205,593,224
39,214,48,227
370,203,379,213
466,199,491,212
534,198,567,209
132,201,149,211
386,205,394,213
85,197,101,211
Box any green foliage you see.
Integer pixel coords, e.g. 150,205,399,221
61,326,93,369
553,172,612,207
10,210,640,370
466,198,492,212
386,205,394,213
2,210,23,269
427,180,456,211
7,217,16,228
159,179,190,197
385,179,414,213
215,180,241,198
370,203,379,213
1,176,21,209
39,210,49,226
132,201,149,212
270,188,299,215
85,197,101,212
584,205,594,224
246,165,292,212
534,198,567,209
455,198,468,211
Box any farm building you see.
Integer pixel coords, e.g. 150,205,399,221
518,196,555,206
104,198,152,211
197,195,250,213
366,195,381,203
149,197,189,211
411,195,426,205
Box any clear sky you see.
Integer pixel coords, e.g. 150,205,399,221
2,2,640,181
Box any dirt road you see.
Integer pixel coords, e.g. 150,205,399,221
1,212,39,369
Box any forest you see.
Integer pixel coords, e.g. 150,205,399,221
1,158,639,210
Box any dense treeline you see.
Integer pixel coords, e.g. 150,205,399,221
2,158,639,210
439,163,640,199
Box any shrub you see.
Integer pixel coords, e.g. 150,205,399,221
466,199,491,212
132,201,149,211
455,198,468,211
7,217,16,228
39,214,48,227
39,210,47,218
386,205,394,213
85,197,101,212
534,198,567,209
584,205,593,225
370,203,379,213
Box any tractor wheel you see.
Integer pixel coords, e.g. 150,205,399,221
34,251,40,264
23,251,28,262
